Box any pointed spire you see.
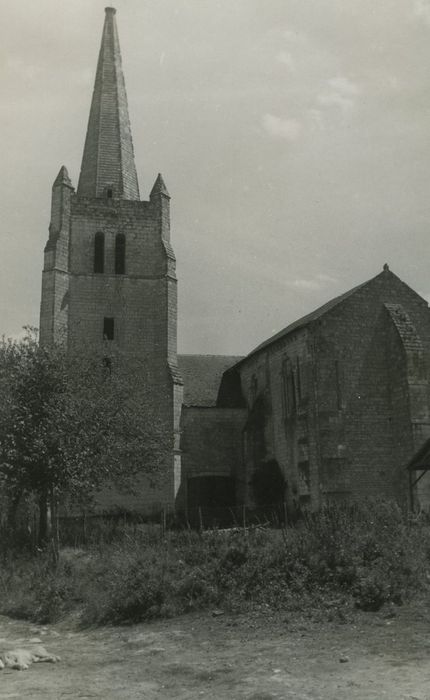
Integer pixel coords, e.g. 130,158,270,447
150,173,170,199
53,165,73,189
77,8,140,200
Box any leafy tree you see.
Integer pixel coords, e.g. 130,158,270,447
0,328,169,545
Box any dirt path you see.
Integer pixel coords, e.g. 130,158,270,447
0,603,430,699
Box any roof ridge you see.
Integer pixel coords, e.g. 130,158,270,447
244,269,391,360
178,353,244,358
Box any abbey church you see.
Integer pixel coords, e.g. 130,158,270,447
40,8,430,517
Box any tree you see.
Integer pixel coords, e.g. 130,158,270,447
0,328,169,545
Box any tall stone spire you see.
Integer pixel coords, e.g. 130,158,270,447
77,7,140,200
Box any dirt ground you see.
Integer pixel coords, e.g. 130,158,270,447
0,601,430,699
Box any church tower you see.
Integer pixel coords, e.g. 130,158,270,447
40,8,183,512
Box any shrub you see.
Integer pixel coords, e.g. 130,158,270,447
0,500,428,624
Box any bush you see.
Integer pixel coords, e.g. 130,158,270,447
0,500,429,624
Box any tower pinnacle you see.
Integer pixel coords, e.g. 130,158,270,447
77,8,139,200
150,173,170,199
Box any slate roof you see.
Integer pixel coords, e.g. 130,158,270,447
235,267,399,367
77,8,140,200
53,165,73,189
178,354,243,407
249,279,370,357
150,173,170,198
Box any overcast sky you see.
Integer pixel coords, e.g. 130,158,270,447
1,0,430,354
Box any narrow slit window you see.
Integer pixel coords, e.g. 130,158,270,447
94,232,104,273
282,358,296,418
115,233,126,274
289,371,297,413
296,357,302,403
103,317,114,341
250,374,258,404
282,358,296,417
335,360,342,410
281,360,288,419
102,356,112,374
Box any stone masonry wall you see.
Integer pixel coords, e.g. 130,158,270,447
68,195,176,374
312,270,430,505
233,269,430,510
237,329,313,509
385,303,430,507
40,175,73,346
62,190,179,512
179,407,246,511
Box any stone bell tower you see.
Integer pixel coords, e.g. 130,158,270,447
39,7,183,512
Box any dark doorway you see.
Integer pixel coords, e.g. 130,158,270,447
250,458,286,507
103,317,114,340
187,476,236,528
188,476,236,509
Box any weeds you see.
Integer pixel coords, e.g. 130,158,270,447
0,501,428,625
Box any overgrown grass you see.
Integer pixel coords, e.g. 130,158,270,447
1,501,429,625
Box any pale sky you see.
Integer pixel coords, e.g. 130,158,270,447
1,0,430,355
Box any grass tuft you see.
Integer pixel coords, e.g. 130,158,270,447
1,501,429,624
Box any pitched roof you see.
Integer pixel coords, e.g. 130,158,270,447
77,8,140,200
53,165,73,189
237,268,403,366
178,354,243,406
150,173,170,199
249,279,370,357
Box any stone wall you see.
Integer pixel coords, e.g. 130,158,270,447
230,269,430,509
316,270,430,506
40,170,73,346
179,406,246,510
40,180,182,513
236,329,312,507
